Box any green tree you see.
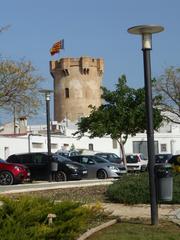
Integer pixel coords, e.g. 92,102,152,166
0,59,43,119
74,75,163,164
154,66,180,124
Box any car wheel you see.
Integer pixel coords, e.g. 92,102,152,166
97,169,108,179
0,171,14,185
55,171,67,182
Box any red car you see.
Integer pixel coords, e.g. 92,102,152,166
0,158,30,185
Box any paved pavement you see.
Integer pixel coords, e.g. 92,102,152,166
102,203,180,225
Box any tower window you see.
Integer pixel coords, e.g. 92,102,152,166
65,88,69,98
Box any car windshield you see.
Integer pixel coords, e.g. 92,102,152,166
91,156,109,163
126,155,139,163
98,153,119,159
109,153,119,159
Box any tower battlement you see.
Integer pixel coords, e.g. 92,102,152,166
50,56,104,77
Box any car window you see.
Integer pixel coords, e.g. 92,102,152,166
92,156,108,163
7,155,19,163
81,157,89,164
19,155,33,164
32,154,48,165
98,154,108,159
111,153,119,159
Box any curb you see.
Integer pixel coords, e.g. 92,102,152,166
76,219,117,240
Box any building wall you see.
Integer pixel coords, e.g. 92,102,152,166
0,129,180,160
0,134,119,159
50,57,104,122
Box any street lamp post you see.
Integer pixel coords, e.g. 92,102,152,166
128,25,164,225
39,89,54,182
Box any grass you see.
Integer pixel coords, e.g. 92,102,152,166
86,219,180,240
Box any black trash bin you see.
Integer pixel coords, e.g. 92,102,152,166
155,164,173,202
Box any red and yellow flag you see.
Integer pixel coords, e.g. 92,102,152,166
50,39,64,56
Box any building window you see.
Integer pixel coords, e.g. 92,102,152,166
32,142,43,148
62,144,69,151
133,141,159,160
51,143,58,149
89,144,94,151
112,139,117,149
160,144,167,152
65,88,69,98
4,147,10,159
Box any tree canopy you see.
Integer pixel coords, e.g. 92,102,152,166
154,66,180,124
0,59,43,118
74,75,163,163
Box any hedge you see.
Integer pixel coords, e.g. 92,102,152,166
106,172,180,204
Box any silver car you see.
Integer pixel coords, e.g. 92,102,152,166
69,155,126,179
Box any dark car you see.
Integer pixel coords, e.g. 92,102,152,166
95,152,122,164
0,158,30,185
155,154,173,164
6,152,87,182
69,155,127,179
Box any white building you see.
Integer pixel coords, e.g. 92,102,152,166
0,119,180,160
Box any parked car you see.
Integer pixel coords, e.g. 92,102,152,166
0,158,30,185
69,155,127,179
126,153,148,172
55,150,80,158
168,155,180,173
6,152,87,181
155,153,173,165
95,152,122,164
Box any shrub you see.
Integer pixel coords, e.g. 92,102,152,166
172,173,180,203
106,173,150,204
106,172,180,204
0,196,107,240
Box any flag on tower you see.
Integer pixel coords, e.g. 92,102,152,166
50,39,64,56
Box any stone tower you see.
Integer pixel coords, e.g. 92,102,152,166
50,56,104,122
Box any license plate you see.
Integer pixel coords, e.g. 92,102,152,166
120,170,127,174
128,167,136,170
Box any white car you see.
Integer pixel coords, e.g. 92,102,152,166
126,153,148,172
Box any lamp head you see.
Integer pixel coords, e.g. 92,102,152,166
128,25,164,49
39,89,54,101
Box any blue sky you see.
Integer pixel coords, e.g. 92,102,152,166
1,0,180,123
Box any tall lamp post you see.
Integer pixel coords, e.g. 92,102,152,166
128,25,164,225
39,89,54,181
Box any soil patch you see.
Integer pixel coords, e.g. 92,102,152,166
6,185,108,203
